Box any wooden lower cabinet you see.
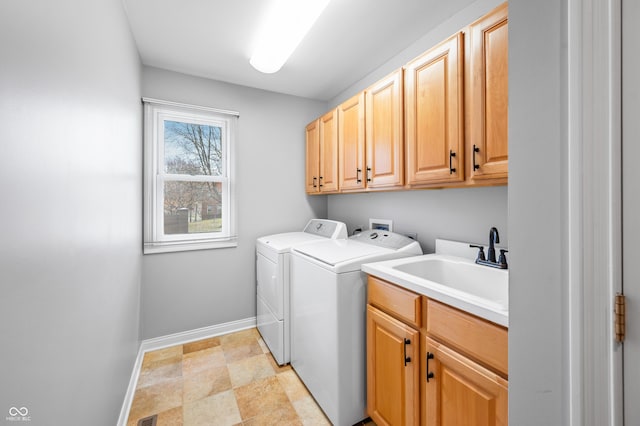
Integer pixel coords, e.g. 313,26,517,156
367,305,420,426
422,336,508,426
366,275,508,426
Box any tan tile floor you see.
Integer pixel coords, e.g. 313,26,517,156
126,327,375,426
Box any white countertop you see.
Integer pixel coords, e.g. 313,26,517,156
361,239,509,327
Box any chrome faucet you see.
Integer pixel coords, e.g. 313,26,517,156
470,227,508,269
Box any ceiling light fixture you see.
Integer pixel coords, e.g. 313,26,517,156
250,0,331,74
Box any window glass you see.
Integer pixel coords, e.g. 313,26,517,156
163,181,223,235
163,120,223,176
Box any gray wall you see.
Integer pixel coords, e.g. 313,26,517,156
140,67,327,339
328,187,508,253
508,0,568,424
0,0,142,425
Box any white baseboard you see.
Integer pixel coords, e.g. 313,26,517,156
117,340,148,426
117,317,257,426
139,317,257,353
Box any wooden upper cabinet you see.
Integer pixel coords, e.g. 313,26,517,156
305,3,508,194
468,2,509,180
405,32,465,186
338,93,366,191
305,119,320,194
319,109,339,192
365,69,405,189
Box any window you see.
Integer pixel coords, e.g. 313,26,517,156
143,98,238,254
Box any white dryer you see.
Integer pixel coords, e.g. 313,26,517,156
256,219,347,366
290,230,422,426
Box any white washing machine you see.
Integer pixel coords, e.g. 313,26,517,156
256,219,347,366
290,230,423,426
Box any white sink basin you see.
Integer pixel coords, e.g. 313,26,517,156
393,257,508,307
362,254,509,326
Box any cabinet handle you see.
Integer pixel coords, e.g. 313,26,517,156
356,168,362,184
449,150,457,174
319,176,323,187
426,352,435,382
473,145,480,171
313,176,317,188
404,338,412,366
366,167,372,182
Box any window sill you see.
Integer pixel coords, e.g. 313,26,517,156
144,238,238,255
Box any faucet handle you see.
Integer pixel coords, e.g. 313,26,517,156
498,249,509,267
469,245,486,262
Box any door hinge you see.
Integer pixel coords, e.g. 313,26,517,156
615,293,626,343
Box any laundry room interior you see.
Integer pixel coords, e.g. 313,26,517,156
2,0,621,425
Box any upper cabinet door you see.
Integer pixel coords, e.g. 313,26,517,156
405,32,465,186
365,69,405,189
338,93,366,192
319,109,339,192
305,119,320,194
468,2,509,180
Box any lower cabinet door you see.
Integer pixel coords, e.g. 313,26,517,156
367,305,420,426
422,336,508,426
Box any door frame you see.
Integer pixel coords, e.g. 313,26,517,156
567,0,623,424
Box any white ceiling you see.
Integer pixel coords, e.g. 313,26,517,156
123,0,475,101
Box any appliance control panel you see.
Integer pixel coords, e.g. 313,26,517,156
303,219,348,239
350,230,420,251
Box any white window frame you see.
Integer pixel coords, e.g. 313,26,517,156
143,98,238,254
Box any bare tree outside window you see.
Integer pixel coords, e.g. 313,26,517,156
163,121,224,235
